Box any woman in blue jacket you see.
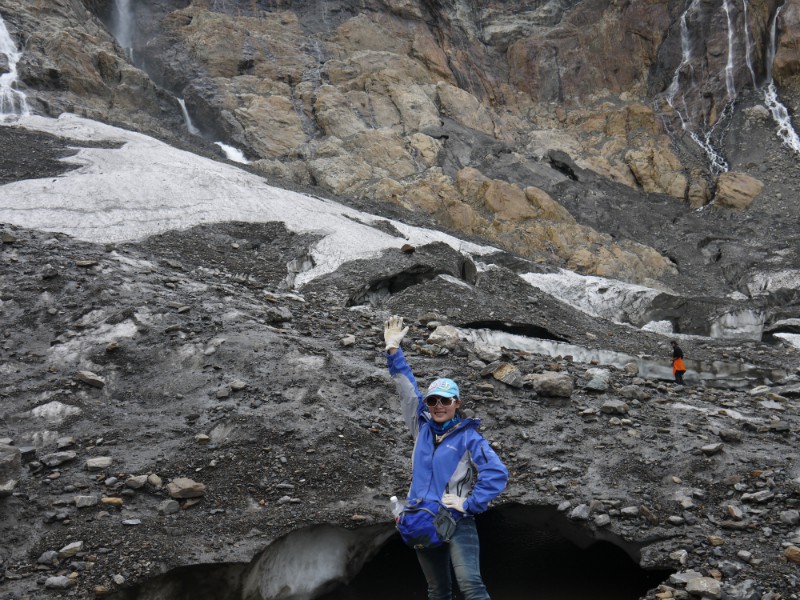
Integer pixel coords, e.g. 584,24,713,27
384,315,508,600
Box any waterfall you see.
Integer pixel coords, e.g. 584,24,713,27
722,0,737,100
664,0,731,174
178,98,200,136
110,0,135,60
0,14,30,118
762,5,800,153
741,0,758,87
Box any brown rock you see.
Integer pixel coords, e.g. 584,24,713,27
715,172,764,210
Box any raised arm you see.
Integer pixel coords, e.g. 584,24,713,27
384,316,427,437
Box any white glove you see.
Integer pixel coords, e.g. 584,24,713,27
384,315,409,352
442,493,466,513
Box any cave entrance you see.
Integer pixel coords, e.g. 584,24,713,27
322,504,671,600
108,505,672,600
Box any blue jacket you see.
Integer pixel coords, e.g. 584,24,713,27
387,347,508,515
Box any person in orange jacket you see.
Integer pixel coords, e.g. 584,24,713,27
671,341,686,385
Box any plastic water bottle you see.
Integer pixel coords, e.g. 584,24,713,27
389,495,403,520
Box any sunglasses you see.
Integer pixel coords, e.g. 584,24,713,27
425,396,456,407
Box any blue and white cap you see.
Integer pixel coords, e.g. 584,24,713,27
424,378,459,399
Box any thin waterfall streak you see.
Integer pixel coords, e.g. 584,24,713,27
666,10,692,106
111,0,134,51
762,4,800,153
742,0,758,87
766,5,781,81
0,14,30,118
723,0,737,100
178,99,200,136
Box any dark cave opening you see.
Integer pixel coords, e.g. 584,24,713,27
320,504,672,600
108,505,673,600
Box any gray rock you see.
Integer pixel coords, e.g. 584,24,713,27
158,499,180,515
76,370,105,388
524,371,573,397
44,576,73,589
685,576,721,599
74,495,98,508
584,368,611,392
601,399,629,415
86,456,113,470
40,451,77,467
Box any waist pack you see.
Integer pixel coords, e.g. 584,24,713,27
395,498,459,550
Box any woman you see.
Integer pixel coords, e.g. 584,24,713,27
384,315,508,600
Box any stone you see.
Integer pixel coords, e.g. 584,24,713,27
686,576,721,599
524,371,573,397
75,370,106,388
86,456,113,470
38,550,59,564
601,400,630,415
715,172,764,210
427,325,460,350
41,451,77,467
568,504,590,520
701,443,723,456
75,495,98,508
158,499,180,515
784,545,800,564
584,368,611,392
45,576,73,589
58,541,84,558
125,475,148,489
166,477,207,499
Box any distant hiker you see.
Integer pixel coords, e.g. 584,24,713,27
384,315,508,600
671,340,686,385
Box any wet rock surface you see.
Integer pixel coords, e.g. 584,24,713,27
0,219,798,599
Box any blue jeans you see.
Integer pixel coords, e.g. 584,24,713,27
415,517,490,600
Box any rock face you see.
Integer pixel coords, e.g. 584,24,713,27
3,0,800,289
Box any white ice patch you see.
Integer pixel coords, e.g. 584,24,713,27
28,401,82,425
642,320,674,334
520,269,662,325
241,525,393,600
746,269,800,295
0,114,496,288
775,333,800,349
709,310,765,340
215,142,250,164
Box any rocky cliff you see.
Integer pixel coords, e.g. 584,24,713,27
3,0,800,293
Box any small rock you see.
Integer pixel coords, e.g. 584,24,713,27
41,451,77,467
86,456,113,471
784,545,800,565
58,541,84,558
701,443,723,456
125,474,148,489
158,499,180,515
685,576,721,599
166,477,207,498
45,576,73,590
75,370,105,388
74,495,98,508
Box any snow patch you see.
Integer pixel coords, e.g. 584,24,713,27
0,114,497,288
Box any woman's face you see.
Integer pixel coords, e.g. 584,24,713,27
426,395,461,423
